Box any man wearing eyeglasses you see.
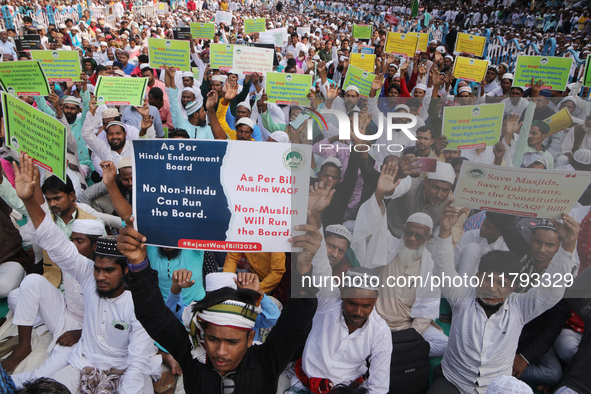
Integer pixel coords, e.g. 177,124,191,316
351,161,448,358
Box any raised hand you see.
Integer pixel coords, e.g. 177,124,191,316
505,113,523,135
439,199,470,237
171,269,195,295
100,161,118,186
141,115,154,130
116,216,148,265
552,213,580,253
308,181,336,215
493,141,506,163
137,99,151,117
371,74,385,92
326,83,339,100
206,90,219,112
290,211,322,274
224,81,239,101
13,154,37,202
235,272,262,296
375,160,401,202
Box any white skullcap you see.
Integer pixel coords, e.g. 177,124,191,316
445,55,454,61
414,83,427,92
429,39,437,44
436,45,446,53
117,157,133,169
63,96,81,107
182,87,195,94
393,73,401,78
105,61,114,66
71,219,105,236
114,70,126,77
100,41,108,46
501,73,514,80
406,213,433,229
237,100,251,111
566,82,578,91
427,162,455,184
325,224,352,244
185,97,204,116
574,149,591,165
458,86,472,94
236,117,255,129
212,75,227,82
321,156,342,169
485,376,533,394
181,71,194,78
395,104,410,112
102,108,120,119
205,272,237,292
139,63,151,70
345,85,360,94
270,131,289,142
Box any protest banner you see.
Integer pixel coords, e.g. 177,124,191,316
452,56,489,82
343,65,376,97
244,18,266,34
352,24,372,39
148,38,191,71
210,43,234,71
190,22,215,40
2,92,66,181
30,50,82,82
265,72,312,105
453,161,591,219
15,35,43,51
297,26,310,36
245,42,279,66
350,53,376,72
543,107,574,136
454,33,487,56
260,28,288,46
232,45,274,75
442,103,504,149
94,76,148,106
384,32,419,57
132,139,311,252
583,57,591,87
215,10,233,25
513,56,573,91
0,60,50,96
172,27,192,40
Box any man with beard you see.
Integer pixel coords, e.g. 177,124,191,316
324,224,353,277
13,155,160,394
426,200,579,394
352,162,447,357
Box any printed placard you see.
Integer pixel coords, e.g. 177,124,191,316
513,56,573,91
543,107,574,136
191,22,215,40
350,53,376,72
94,76,148,106
210,43,234,71
215,10,233,25
452,56,489,82
454,33,487,56
352,24,372,39
442,103,504,149
232,45,274,75
384,32,419,57
148,38,191,71
244,18,266,34
265,72,312,105
342,65,376,97
0,60,50,96
30,50,82,82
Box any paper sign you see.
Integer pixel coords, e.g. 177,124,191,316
452,56,489,82
244,18,266,34
215,10,233,25
30,50,82,82
210,43,234,71
384,32,419,57
95,76,148,106
352,24,372,39
156,3,168,13
265,72,312,105
15,35,43,51
106,4,115,22
360,45,375,54
191,22,215,40
454,33,487,56
343,65,376,97
350,53,376,72
453,161,591,219
442,103,504,149
0,60,50,96
583,57,591,88
543,107,574,136
2,92,66,181
408,32,429,53
132,139,311,252
173,27,192,40
148,38,191,71
232,45,274,75
513,56,573,91
191,67,200,81
297,26,310,36
260,28,288,46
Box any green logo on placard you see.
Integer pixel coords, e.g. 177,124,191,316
400,34,406,39
97,96,105,104
540,57,549,65
469,59,475,65
285,74,293,82
282,148,306,171
361,54,365,59
51,51,59,59
362,71,369,78
471,107,480,117
6,87,14,94
236,49,242,56
467,168,485,179
165,40,172,47
226,45,232,51
469,35,474,40
10,136,19,149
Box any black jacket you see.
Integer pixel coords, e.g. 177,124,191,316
129,266,317,394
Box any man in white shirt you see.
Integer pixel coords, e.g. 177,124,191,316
501,87,528,116
12,155,161,394
0,29,17,59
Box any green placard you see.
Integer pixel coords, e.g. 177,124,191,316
2,92,66,181
191,67,200,81
0,60,50,96
442,103,504,150
163,127,169,138
265,72,312,105
342,65,376,97
583,57,591,88
95,76,148,106
210,43,234,70
244,18,266,34
352,24,372,39
30,50,81,82
513,56,573,91
148,38,191,72
191,22,215,40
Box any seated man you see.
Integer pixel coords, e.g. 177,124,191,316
78,158,133,216
223,252,286,295
12,155,160,393
352,162,446,357
426,200,579,393
6,220,102,379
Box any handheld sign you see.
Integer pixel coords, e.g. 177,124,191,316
454,33,486,57
244,18,266,34
191,22,215,40
453,161,591,219
132,139,311,252
148,38,191,71
94,76,148,106
232,45,274,75
2,92,67,181
583,57,591,87
384,32,419,58
442,103,504,149
30,50,82,82
15,35,43,51
408,32,429,53
543,107,574,136
172,27,192,41
296,26,310,37
210,43,234,71
513,56,573,91
452,56,489,82
350,53,376,72
343,65,376,97
265,72,312,105
352,24,372,39
0,60,50,96
215,10,233,25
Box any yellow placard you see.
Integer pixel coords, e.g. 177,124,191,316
543,108,574,136
408,32,429,53
452,56,489,82
454,33,487,57
384,32,419,58
350,53,376,72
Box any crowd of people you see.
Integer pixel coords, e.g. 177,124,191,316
0,0,591,393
